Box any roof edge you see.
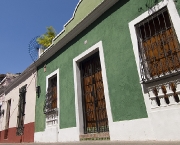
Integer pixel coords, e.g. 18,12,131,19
36,0,118,67
0,63,36,95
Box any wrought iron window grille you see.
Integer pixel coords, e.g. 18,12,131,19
43,88,58,114
36,86,40,98
16,84,27,136
43,76,57,114
135,7,180,83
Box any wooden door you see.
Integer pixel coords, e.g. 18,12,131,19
4,99,11,139
51,76,57,109
81,52,109,134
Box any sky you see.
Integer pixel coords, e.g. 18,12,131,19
0,0,79,74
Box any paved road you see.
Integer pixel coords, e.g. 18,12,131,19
1,141,180,145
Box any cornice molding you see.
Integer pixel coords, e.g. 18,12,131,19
35,0,118,68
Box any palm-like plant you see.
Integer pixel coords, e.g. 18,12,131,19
37,26,56,48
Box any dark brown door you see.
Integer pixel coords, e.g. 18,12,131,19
51,76,57,109
4,99,11,139
81,52,109,134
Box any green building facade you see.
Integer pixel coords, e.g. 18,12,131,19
34,0,180,142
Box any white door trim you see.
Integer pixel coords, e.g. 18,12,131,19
73,41,113,136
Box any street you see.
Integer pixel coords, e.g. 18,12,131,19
0,141,180,145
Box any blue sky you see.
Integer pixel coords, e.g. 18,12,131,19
0,0,79,74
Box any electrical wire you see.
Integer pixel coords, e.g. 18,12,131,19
0,69,37,132
0,35,41,134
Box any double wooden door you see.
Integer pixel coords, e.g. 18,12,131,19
80,52,109,134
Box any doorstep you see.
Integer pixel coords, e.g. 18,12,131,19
80,132,110,141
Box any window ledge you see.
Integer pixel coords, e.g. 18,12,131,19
140,71,180,84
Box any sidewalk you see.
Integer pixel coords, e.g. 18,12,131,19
1,141,180,145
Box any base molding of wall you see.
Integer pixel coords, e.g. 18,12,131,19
35,127,79,142
34,126,58,143
0,122,34,143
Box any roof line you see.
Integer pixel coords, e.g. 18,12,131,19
37,0,118,67
53,0,82,41
0,63,36,95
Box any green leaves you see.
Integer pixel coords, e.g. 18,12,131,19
37,26,56,49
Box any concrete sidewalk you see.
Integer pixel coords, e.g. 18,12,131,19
1,141,180,145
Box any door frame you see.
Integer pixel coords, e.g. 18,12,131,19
73,41,113,135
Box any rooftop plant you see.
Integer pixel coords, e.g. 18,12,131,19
37,26,56,48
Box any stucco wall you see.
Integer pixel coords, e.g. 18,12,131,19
35,0,148,132
0,71,36,131
128,0,180,141
53,0,104,44
35,0,180,142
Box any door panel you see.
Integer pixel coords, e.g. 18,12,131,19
81,52,108,134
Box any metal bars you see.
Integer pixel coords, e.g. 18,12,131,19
16,85,27,136
80,52,109,134
136,7,180,83
43,76,57,114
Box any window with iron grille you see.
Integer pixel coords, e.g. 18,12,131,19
136,7,180,82
43,75,57,114
16,84,27,136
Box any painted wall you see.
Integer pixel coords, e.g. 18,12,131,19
128,0,180,141
35,0,180,142
0,70,36,143
35,0,147,138
53,0,104,44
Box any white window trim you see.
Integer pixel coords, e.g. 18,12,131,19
73,41,113,135
128,0,180,82
45,68,60,128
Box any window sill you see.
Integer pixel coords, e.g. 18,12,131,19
44,108,58,115
140,71,180,84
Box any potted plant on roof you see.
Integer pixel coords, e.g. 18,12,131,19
37,26,56,56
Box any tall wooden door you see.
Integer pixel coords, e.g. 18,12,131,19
4,99,11,139
80,52,109,134
51,76,57,109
